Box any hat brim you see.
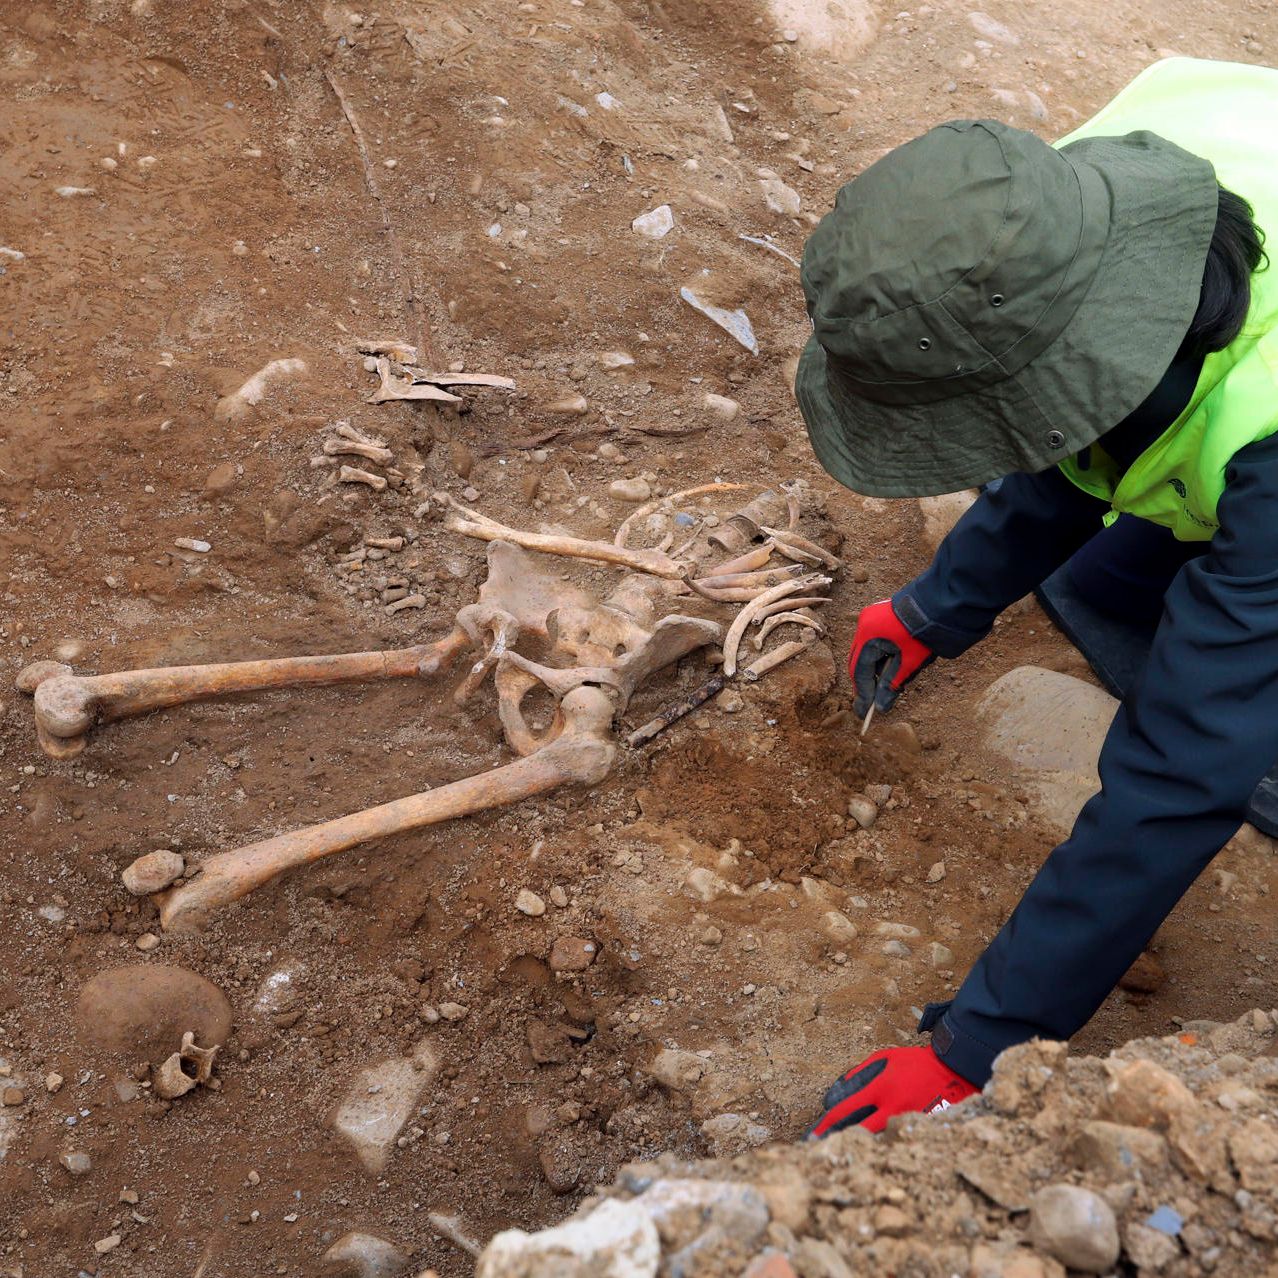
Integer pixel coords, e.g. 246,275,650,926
796,133,1218,498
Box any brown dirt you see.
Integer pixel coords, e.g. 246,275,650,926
481,1010,1278,1276
1,1,1275,1276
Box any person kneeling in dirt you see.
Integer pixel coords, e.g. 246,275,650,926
797,57,1278,1136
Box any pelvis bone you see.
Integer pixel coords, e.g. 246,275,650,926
16,486,833,932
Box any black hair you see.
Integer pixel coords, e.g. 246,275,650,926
1179,185,1268,360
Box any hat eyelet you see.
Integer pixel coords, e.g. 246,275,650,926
991,293,1005,307
1046,429,1065,449
918,337,931,350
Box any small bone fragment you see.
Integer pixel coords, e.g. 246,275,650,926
753,610,825,649
385,594,426,613
0,246,25,261
738,233,801,267
214,358,307,422
722,575,829,676
55,185,97,197
158,687,617,932
428,1213,482,1258
174,538,211,553
152,1031,219,1099
613,482,750,548
355,338,419,363
369,356,462,404
334,421,387,448
324,438,394,464
340,465,388,491
438,494,686,579
743,638,809,682
759,525,841,569
626,672,726,747
365,536,404,550
706,543,775,576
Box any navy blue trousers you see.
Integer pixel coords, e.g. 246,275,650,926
1065,515,1204,628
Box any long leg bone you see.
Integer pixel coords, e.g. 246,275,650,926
17,643,462,758
158,686,618,932
437,494,687,579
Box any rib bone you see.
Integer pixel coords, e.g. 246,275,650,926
158,686,618,932
722,574,830,677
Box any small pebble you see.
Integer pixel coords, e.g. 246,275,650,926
94,1235,122,1255
609,477,651,502
847,795,878,829
548,885,569,908
515,889,546,917
60,1151,92,1175
135,933,161,952
438,1002,469,1021
632,204,675,238
122,849,185,895
2,1087,26,1106
704,392,741,421
45,1072,64,1093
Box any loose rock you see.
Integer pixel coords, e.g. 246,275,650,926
1027,1184,1119,1273
651,1048,707,1091
609,477,652,503
632,204,675,239
846,796,877,829
329,1041,439,1174
59,1151,92,1175
477,1197,659,1278
549,937,597,972
121,848,185,895
321,1230,409,1278
516,889,547,917
704,393,741,421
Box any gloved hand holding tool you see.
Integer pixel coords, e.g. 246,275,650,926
808,1045,978,1137
847,600,935,734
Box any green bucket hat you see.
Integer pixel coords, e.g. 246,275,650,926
795,120,1218,497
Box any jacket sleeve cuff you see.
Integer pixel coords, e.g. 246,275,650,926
893,588,990,660
918,1001,1000,1088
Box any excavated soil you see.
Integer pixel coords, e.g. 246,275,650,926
479,1011,1278,1277
1,2,1276,1276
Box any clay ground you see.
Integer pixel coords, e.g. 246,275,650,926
1,1,1276,1275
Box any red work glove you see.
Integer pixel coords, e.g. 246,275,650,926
848,600,935,717
808,1045,977,1137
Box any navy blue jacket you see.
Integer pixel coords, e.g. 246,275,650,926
895,435,1278,1085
